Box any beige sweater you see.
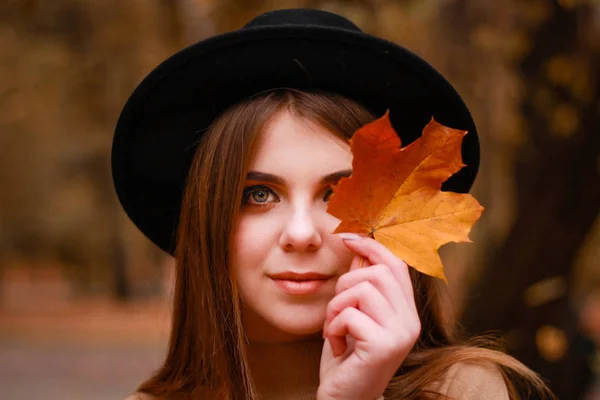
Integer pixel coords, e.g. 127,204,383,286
125,337,509,400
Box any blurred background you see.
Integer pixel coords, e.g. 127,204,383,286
0,0,598,399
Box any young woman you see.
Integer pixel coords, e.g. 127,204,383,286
113,9,554,400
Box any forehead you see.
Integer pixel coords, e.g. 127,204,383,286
249,110,352,172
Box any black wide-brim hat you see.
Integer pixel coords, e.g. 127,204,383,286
112,8,480,255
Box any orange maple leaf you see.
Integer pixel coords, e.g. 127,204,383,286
327,111,484,282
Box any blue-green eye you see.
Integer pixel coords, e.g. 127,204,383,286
243,185,280,206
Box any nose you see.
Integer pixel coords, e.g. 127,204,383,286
279,205,323,252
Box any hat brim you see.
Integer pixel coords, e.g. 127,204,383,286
112,25,480,255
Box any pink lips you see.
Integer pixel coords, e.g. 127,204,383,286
269,272,333,295
272,279,329,295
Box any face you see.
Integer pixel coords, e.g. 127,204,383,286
232,109,355,343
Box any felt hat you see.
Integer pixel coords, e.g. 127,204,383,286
112,8,480,255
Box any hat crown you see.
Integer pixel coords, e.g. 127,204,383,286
113,7,479,255
243,8,362,32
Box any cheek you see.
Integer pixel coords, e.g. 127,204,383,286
232,215,276,271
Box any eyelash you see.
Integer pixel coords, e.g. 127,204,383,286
242,185,334,207
242,185,279,208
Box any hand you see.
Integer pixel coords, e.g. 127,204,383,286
317,236,421,400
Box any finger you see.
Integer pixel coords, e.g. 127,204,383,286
342,236,406,271
335,264,405,313
327,307,383,356
327,331,347,357
339,234,373,271
326,281,394,328
342,237,415,308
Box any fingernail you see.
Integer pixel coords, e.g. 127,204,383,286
337,233,362,241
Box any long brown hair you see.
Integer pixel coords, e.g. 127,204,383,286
138,89,554,399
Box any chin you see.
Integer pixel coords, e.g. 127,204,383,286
269,308,325,336
277,320,322,336
241,293,329,342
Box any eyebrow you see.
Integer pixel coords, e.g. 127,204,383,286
245,169,352,186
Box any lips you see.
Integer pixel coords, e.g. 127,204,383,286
271,278,330,295
269,271,332,281
269,271,333,295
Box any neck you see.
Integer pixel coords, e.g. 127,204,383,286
245,336,324,399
